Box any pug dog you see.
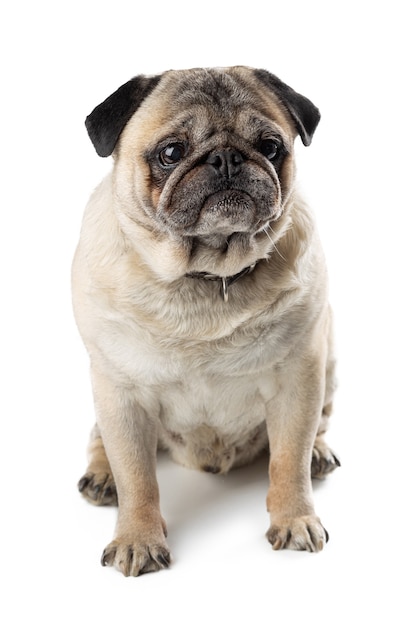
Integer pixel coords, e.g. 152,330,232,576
72,66,339,577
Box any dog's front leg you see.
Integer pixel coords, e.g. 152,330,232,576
266,351,329,552
91,367,170,576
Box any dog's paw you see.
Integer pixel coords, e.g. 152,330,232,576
266,515,329,552
311,437,340,479
77,471,118,506
101,537,171,577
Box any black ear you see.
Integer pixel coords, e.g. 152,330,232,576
85,74,162,157
254,69,320,146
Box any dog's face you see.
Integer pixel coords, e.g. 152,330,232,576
86,67,320,277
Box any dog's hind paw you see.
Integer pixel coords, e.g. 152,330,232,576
311,435,340,479
78,471,118,506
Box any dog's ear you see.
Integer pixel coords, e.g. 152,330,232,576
85,74,162,157
254,69,320,146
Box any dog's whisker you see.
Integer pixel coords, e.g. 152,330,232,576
263,225,286,262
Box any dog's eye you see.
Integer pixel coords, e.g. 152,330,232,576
258,138,281,161
159,143,186,166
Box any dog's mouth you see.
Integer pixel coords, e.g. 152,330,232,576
191,190,258,237
173,182,279,245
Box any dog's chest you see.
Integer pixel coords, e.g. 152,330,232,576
100,306,283,417
159,366,275,430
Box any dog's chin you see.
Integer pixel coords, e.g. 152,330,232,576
181,191,273,250
180,222,280,281
185,221,270,256
199,190,256,229
191,231,249,252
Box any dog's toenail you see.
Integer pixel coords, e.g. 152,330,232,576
202,465,220,474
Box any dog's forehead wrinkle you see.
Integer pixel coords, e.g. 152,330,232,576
150,71,286,145
166,69,291,139
157,110,288,153
160,111,266,150
170,69,256,114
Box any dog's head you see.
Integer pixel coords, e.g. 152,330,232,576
86,67,320,278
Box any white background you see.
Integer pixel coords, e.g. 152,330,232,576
1,1,416,624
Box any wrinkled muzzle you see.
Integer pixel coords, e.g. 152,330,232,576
157,146,280,237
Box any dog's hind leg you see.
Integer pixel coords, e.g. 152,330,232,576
77,423,118,505
311,315,340,479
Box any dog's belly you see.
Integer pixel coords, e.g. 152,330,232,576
157,371,275,473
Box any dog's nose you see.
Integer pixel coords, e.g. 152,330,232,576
205,149,244,178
